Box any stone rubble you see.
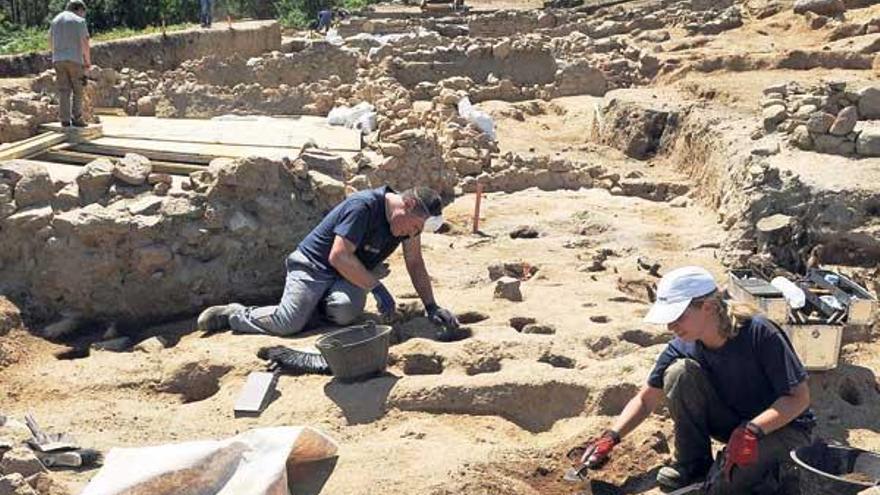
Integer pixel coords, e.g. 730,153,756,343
0,0,878,325
761,80,880,157
0,154,339,323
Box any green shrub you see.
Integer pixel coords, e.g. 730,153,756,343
274,0,322,27
0,25,46,55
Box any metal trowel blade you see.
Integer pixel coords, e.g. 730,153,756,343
564,465,588,482
665,481,704,495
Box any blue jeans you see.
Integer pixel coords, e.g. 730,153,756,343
200,0,213,26
229,250,367,336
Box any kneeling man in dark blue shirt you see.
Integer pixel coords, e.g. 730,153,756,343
197,186,458,336
569,266,814,494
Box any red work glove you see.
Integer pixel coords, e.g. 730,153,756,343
567,429,621,469
723,422,763,482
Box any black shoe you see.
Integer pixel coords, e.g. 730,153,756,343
61,121,71,127
657,458,713,491
197,303,245,332
71,119,88,127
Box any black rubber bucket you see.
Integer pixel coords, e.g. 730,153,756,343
316,322,392,382
791,442,880,495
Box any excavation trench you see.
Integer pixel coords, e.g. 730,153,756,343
590,87,880,274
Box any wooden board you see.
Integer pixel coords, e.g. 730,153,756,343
90,137,298,161
88,137,360,161
97,116,363,152
0,132,67,161
234,371,279,417
39,123,103,143
71,142,215,165
93,107,127,116
35,150,206,175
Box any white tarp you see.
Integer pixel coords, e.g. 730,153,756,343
81,426,338,495
457,97,496,141
327,102,377,134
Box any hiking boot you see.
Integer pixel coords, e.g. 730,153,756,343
71,119,88,128
657,458,713,491
197,303,245,332
61,121,71,127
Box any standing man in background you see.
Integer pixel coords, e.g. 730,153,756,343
48,0,90,128
200,0,213,28
315,8,333,34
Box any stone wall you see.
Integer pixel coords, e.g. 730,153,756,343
391,42,558,88
762,81,880,157
467,10,554,37
592,87,880,271
0,21,280,77
175,43,359,88
0,155,342,324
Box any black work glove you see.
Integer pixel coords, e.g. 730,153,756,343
371,282,396,317
425,302,459,330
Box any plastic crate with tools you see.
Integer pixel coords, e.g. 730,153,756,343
728,269,878,371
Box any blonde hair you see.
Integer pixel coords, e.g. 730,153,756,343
689,290,759,339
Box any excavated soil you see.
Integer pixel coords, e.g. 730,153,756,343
2,141,878,493
3,0,880,494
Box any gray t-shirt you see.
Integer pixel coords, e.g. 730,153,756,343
50,11,89,64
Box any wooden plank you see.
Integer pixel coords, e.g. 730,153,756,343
92,136,299,160
39,123,103,143
2,131,62,150
98,116,362,152
35,150,206,176
234,371,279,417
89,137,360,162
0,132,67,161
93,107,127,116
71,142,215,165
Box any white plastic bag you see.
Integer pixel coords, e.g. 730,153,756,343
457,96,496,141
770,276,806,309
325,28,344,46
81,427,338,495
327,102,376,134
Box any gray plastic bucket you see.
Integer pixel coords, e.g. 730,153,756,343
316,322,392,382
791,442,880,495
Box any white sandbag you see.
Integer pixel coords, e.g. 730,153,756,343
327,102,377,134
457,96,496,141
81,426,338,495
325,28,344,46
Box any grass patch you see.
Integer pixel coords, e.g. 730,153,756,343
0,23,195,56
0,26,46,55
93,23,195,43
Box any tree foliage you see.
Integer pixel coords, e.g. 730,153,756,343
0,0,376,52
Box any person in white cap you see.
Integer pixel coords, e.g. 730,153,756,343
569,266,814,494
196,186,458,337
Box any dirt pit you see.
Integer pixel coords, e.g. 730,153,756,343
19,169,878,495
0,181,730,493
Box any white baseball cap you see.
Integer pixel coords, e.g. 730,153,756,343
643,266,717,324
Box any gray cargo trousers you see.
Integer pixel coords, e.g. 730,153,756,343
229,250,367,336
663,359,811,495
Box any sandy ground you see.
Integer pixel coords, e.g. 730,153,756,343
3,96,878,493
0,102,730,493
3,1,880,494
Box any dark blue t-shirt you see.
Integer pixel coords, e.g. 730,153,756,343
317,10,332,26
647,316,815,430
297,186,404,274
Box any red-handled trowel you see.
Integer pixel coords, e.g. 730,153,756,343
564,442,599,482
